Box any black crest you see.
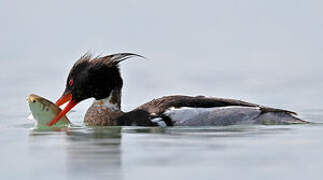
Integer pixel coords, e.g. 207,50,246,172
63,53,144,102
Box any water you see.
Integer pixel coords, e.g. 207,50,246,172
2,117,323,180
2,0,323,179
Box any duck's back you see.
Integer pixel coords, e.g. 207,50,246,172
118,95,307,126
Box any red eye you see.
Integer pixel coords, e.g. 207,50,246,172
69,79,74,86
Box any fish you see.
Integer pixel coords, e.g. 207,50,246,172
28,94,71,129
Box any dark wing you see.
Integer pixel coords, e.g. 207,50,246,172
134,95,297,116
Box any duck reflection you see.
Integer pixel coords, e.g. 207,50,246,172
65,126,122,180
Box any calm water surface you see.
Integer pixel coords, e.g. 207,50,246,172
1,111,323,180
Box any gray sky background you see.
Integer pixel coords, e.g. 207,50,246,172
1,0,322,115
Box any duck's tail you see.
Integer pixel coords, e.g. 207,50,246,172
255,111,309,125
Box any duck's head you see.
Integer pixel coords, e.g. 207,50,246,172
48,53,145,126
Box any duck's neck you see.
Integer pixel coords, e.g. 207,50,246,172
94,88,122,112
84,88,124,126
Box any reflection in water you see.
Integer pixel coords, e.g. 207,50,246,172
65,127,122,180
25,124,323,180
122,125,293,138
120,125,310,180
29,127,123,180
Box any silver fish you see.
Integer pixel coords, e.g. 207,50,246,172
28,94,70,129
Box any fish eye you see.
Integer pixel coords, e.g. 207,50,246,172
32,100,36,103
69,79,74,86
46,108,49,111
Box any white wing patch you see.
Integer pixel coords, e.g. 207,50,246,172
150,117,167,127
163,107,209,125
163,106,262,126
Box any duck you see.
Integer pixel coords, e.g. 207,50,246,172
48,53,307,127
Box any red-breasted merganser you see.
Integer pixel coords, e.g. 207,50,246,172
48,53,307,127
